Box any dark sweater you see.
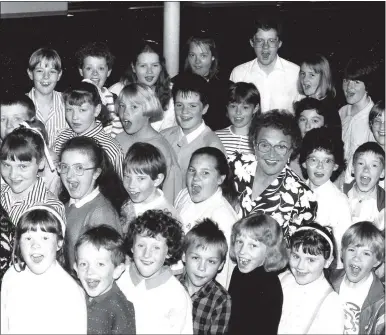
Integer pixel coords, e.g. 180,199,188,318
228,265,283,335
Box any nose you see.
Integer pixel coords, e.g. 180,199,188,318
363,164,370,173
71,110,80,121
194,56,200,64
238,243,246,255
66,166,76,179
92,68,98,75
31,239,41,249
198,259,206,272
305,120,311,130
43,70,50,80
146,66,153,74
347,80,355,90
297,258,306,270
9,166,18,179
316,159,324,169
6,119,14,129
236,106,242,115
192,171,201,182
143,246,152,258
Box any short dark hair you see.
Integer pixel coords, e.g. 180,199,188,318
0,92,36,119
63,81,102,107
172,73,209,106
369,100,385,126
227,82,261,108
75,225,125,267
126,210,184,266
76,41,115,70
353,142,385,168
299,127,346,182
251,17,283,40
182,218,228,262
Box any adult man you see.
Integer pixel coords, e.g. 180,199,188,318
230,18,300,113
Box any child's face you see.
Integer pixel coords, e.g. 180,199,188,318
74,242,124,298
186,154,225,203
299,64,321,97
1,157,42,197
79,56,111,89
343,79,366,105
133,52,162,88
65,102,100,135
234,233,267,273
342,243,381,284
187,42,213,78
118,97,149,135
183,243,224,290
371,112,385,147
297,109,324,138
20,225,62,275
27,59,62,96
60,150,101,200
289,246,332,285
302,149,338,188
0,104,31,140
132,232,169,278
174,91,208,135
353,152,384,193
123,169,163,204
227,101,258,130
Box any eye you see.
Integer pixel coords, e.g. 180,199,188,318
228,103,237,109
85,67,91,71
189,104,198,108
235,239,242,245
308,258,315,263
175,103,183,108
154,246,160,250
312,119,321,124
153,64,160,68
98,262,105,267
191,256,198,260
347,248,355,252
277,144,288,150
99,67,105,71
355,80,361,84
187,167,195,173
137,176,146,181
291,253,299,259
78,262,87,268
20,164,28,170
200,54,208,59
74,165,84,173
364,252,372,257
188,53,195,58
209,260,216,265
43,236,49,240
250,243,257,248
1,161,10,168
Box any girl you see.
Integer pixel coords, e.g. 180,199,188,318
109,39,176,131
278,223,344,334
58,136,126,272
0,127,65,226
1,205,87,334
115,83,183,204
174,146,239,288
228,213,288,335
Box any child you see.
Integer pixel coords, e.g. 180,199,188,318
76,41,123,138
26,48,68,148
299,127,352,267
57,136,126,273
343,142,385,230
161,73,226,179
0,127,65,225
278,223,344,334
174,146,239,288
117,209,193,334
54,82,124,178
115,83,183,203
178,218,232,335
74,225,136,335
329,221,385,335
120,142,180,234
0,203,14,286
228,213,288,335
1,205,87,334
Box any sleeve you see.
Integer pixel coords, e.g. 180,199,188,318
209,294,232,335
112,299,136,335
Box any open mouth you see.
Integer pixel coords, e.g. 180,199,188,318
261,52,270,59
233,117,244,123
40,82,51,87
314,172,325,178
67,181,79,191
129,191,140,199
190,184,201,195
345,92,355,98
141,260,154,266
349,264,361,276
86,279,100,289
31,254,44,263
359,176,371,186
238,257,250,267
144,76,155,82
264,159,278,166
123,120,132,128
295,270,308,277
180,115,193,122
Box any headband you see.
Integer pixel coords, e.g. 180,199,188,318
22,204,66,237
296,226,334,257
19,121,56,172
82,79,108,106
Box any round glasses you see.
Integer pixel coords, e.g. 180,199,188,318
252,38,278,48
306,157,335,168
257,142,291,156
57,163,95,176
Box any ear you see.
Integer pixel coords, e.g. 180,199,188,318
92,168,102,181
301,161,307,169
202,104,209,116
38,159,45,171
249,39,254,48
58,70,63,81
94,104,102,118
57,239,63,251
107,69,112,78
78,68,84,78
154,173,165,188
253,104,260,114
278,40,283,49
131,63,136,74
380,169,385,179
181,253,186,263
217,260,225,272
27,69,34,81
333,163,339,172
217,174,226,186
112,263,126,280
73,262,79,276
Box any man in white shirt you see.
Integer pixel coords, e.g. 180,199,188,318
230,18,300,113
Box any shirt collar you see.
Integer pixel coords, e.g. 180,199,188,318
180,272,216,298
307,179,333,195
79,121,103,137
179,121,206,144
69,186,100,208
129,262,172,290
133,189,164,214
5,177,45,205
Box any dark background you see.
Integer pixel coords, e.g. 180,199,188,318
1,1,384,103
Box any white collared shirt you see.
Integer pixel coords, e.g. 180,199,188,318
179,121,206,144
230,56,300,113
69,187,100,208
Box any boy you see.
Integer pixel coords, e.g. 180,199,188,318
161,73,226,178
76,42,123,138
178,218,232,335
27,48,68,148
329,221,385,335
343,142,385,230
299,127,352,268
74,225,136,335
117,210,193,334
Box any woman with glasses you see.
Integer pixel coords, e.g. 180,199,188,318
230,109,317,244
57,136,126,273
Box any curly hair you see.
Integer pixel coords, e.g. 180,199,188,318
126,210,184,266
249,109,302,160
76,41,115,70
230,213,288,272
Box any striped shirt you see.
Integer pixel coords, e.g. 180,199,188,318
215,126,254,157
27,88,68,149
54,121,124,178
100,87,124,139
0,177,66,226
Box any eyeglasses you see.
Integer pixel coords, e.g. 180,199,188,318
57,163,95,176
252,38,279,48
306,157,335,168
372,118,385,128
257,142,291,156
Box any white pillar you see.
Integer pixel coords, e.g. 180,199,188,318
163,2,180,78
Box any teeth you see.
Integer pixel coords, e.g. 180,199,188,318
31,254,44,263
191,185,201,194
239,257,250,266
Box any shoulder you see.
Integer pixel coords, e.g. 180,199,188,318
163,275,191,302
202,128,224,144
231,59,256,73
2,265,21,288
161,126,179,137
279,56,300,72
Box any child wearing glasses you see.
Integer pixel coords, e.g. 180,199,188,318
57,136,127,273
299,127,352,268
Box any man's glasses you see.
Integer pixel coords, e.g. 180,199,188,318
306,157,335,168
252,38,279,48
257,142,291,156
57,163,95,176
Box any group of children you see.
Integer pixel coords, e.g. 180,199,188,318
0,37,384,335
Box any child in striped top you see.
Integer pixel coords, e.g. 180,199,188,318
215,82,260,158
